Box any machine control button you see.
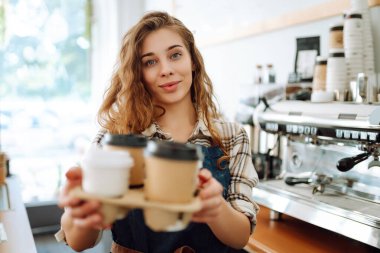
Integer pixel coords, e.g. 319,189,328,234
304,126,310,135
292,125,298,134
265,123,278,132
286,125,292,133
351,131,359,139
343,130,351,139
311,127,317,135
336,129,343,138
360,132,367,140
368,132,377,141
298,125,304,134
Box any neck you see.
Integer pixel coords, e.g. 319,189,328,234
156,98,197,142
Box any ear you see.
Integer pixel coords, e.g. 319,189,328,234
192,63,196,71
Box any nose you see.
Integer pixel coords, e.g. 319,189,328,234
159,59,174,77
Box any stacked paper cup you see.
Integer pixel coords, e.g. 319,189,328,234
329,23,344,49
351,0,376,76
326,48,348,101
312,22,345,103
344,11,364,82
311,57,335,102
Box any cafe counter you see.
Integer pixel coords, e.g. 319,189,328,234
0,176,37,253
245,205,377,253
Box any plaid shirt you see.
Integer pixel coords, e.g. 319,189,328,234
94,118,259,232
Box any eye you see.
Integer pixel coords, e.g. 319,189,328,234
170,52,182,60
144,59,157,67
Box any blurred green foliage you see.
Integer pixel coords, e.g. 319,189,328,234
0,0,91,100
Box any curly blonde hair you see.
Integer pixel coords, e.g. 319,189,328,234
97,11,225,150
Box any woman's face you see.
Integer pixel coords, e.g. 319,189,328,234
140,28,193,106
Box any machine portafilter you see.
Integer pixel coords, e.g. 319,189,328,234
336,152,370,172
337,143,380,171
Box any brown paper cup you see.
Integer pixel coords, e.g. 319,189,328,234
144,157,198,203
101,204,129,225
104,145,145,187
144,208,192,232
143,140,202,231
103,134,147,187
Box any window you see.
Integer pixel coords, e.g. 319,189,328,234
0,0,96,203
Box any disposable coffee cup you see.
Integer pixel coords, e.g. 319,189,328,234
81,146,134,197
143,140,203,231
103,134,147,188
144,140,203,203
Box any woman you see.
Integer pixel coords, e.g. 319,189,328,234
58,11,259,253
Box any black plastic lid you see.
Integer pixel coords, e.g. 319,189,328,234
329,25,343,31
329,52,345,57
345,13,362,19
103,133,147,147
316,58,327,65
145,140,203,161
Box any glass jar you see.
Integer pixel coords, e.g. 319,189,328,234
265,64,276,84
254,64,263,84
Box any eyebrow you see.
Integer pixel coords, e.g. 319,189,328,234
140,45,183,60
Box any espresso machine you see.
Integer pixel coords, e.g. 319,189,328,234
252,100,380,249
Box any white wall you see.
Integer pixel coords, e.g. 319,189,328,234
91,0,119,108
108,1,380,120
199,6,380,119
91,0,144,109
201,16,343,119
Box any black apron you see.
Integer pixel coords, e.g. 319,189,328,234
111,146,243,253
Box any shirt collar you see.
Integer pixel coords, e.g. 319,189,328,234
141,116,212,141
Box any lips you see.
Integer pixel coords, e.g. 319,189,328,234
159,81,180,92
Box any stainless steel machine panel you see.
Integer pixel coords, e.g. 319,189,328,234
253,100,380,249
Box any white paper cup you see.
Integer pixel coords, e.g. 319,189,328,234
82,146,134,197
102,134,147,187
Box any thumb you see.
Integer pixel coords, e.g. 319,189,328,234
65,167,82,180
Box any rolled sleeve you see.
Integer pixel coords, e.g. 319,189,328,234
225,124,260,233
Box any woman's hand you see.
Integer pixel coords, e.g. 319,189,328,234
58,166,108,230
192,169,224,223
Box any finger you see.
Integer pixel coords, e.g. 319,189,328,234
198,169,212,183
60,167,83,196
58,196,83,208
58,182,83,207
200,196,223,211
68,200,101,218
73,213,103,229
65,178,82,188
199,179,223,199
60,180,82,199
65,167,82,181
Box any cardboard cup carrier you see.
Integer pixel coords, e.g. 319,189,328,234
72,138,202,231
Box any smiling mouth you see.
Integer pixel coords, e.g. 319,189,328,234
159,81,180,88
